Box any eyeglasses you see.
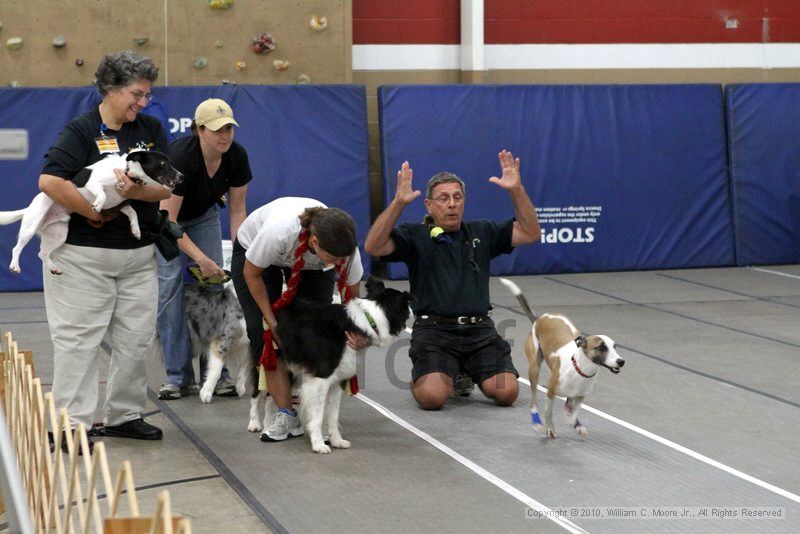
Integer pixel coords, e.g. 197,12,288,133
430,193,465,205
128,89,154,102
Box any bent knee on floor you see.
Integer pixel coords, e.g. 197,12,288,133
412,372,452,410
481,373,519,406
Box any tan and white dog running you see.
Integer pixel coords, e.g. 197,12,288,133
499,278,625,438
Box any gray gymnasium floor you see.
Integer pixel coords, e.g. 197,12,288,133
2,266,799,533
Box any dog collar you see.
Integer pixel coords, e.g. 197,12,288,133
571,355,596,378
123,162,145,185
363,310,380,335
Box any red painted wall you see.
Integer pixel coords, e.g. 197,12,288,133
353,1,800,44
353,0,460,44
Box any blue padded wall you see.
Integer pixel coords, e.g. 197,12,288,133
0,85,369,291
378,84,734,279
726,83,800,266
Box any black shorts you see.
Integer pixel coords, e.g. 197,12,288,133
409,321,518,385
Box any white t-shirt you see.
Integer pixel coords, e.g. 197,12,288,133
236,197,364,286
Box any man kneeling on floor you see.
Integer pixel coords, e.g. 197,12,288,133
365,150,541,409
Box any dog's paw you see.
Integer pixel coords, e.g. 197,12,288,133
247,421,262,432
199,388,213,404
9,263,20,274
574,425,588,439
236,383,247,397
329,437,350,449
531,423,546,435
545,427,557,439
312,443,332,454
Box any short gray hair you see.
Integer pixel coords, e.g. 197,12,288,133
94,51,159,96
425,171,466,199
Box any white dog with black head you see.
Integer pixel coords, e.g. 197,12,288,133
0,151,182,274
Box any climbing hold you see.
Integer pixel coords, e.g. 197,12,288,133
133,37,149,47
310,15,328,32
208,0,234,9
75,58,85,67
6,37,23,51
234,60,247,71
215,40,224,48
52,35,67,48
272,60,290,71
10,80,20,88
193,56,208,69
296,74,311,85
251,32,275,54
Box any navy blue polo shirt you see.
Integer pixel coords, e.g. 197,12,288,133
382,219,515,317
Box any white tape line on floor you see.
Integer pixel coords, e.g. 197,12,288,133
519,378,800,505
750,267,800,280
356,392,588,534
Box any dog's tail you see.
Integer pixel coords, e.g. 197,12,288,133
498,277,537,323
0,208,27,226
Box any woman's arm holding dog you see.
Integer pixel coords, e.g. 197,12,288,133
243,259,279,335
114,169,171,202
39,174,103,223
160,193,225,278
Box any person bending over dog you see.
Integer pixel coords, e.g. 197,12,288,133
39,51,173,450
365,150,541,410
157,98,252,401
231,197,369,441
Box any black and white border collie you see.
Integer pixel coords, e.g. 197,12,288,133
0,151,182,274
248,277,412,454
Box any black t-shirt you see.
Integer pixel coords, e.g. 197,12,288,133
169,135,253,222
382,219,515,316
40,106,169,249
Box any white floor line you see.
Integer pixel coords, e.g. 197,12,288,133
518,378,800,504
750,266,800,280
355,393,588,534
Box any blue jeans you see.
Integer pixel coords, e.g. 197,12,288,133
157,205,229,387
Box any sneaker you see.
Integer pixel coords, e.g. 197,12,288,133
260,410,304,442
158,383,198,400
214,377,238,397
453,373,475,397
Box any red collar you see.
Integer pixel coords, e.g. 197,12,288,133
571,355,596,378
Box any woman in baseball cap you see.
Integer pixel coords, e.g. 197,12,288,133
156,98,253,401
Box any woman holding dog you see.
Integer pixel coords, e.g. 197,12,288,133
156,98,252,401
38,51,171,450
231,198,365,442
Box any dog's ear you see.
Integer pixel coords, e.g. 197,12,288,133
575,335,587,348
365,276,385,296
402,291,415,305
126,150,168,162
125,151,146,162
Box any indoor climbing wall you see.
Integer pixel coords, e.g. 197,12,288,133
0,0,351,87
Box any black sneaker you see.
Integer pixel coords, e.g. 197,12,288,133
103,419,163,440
452,373,475,397
48,431,94,455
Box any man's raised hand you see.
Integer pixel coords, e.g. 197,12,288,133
395,161,421,205
488,149,522,191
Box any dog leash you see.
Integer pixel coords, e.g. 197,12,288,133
187,263,231,286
